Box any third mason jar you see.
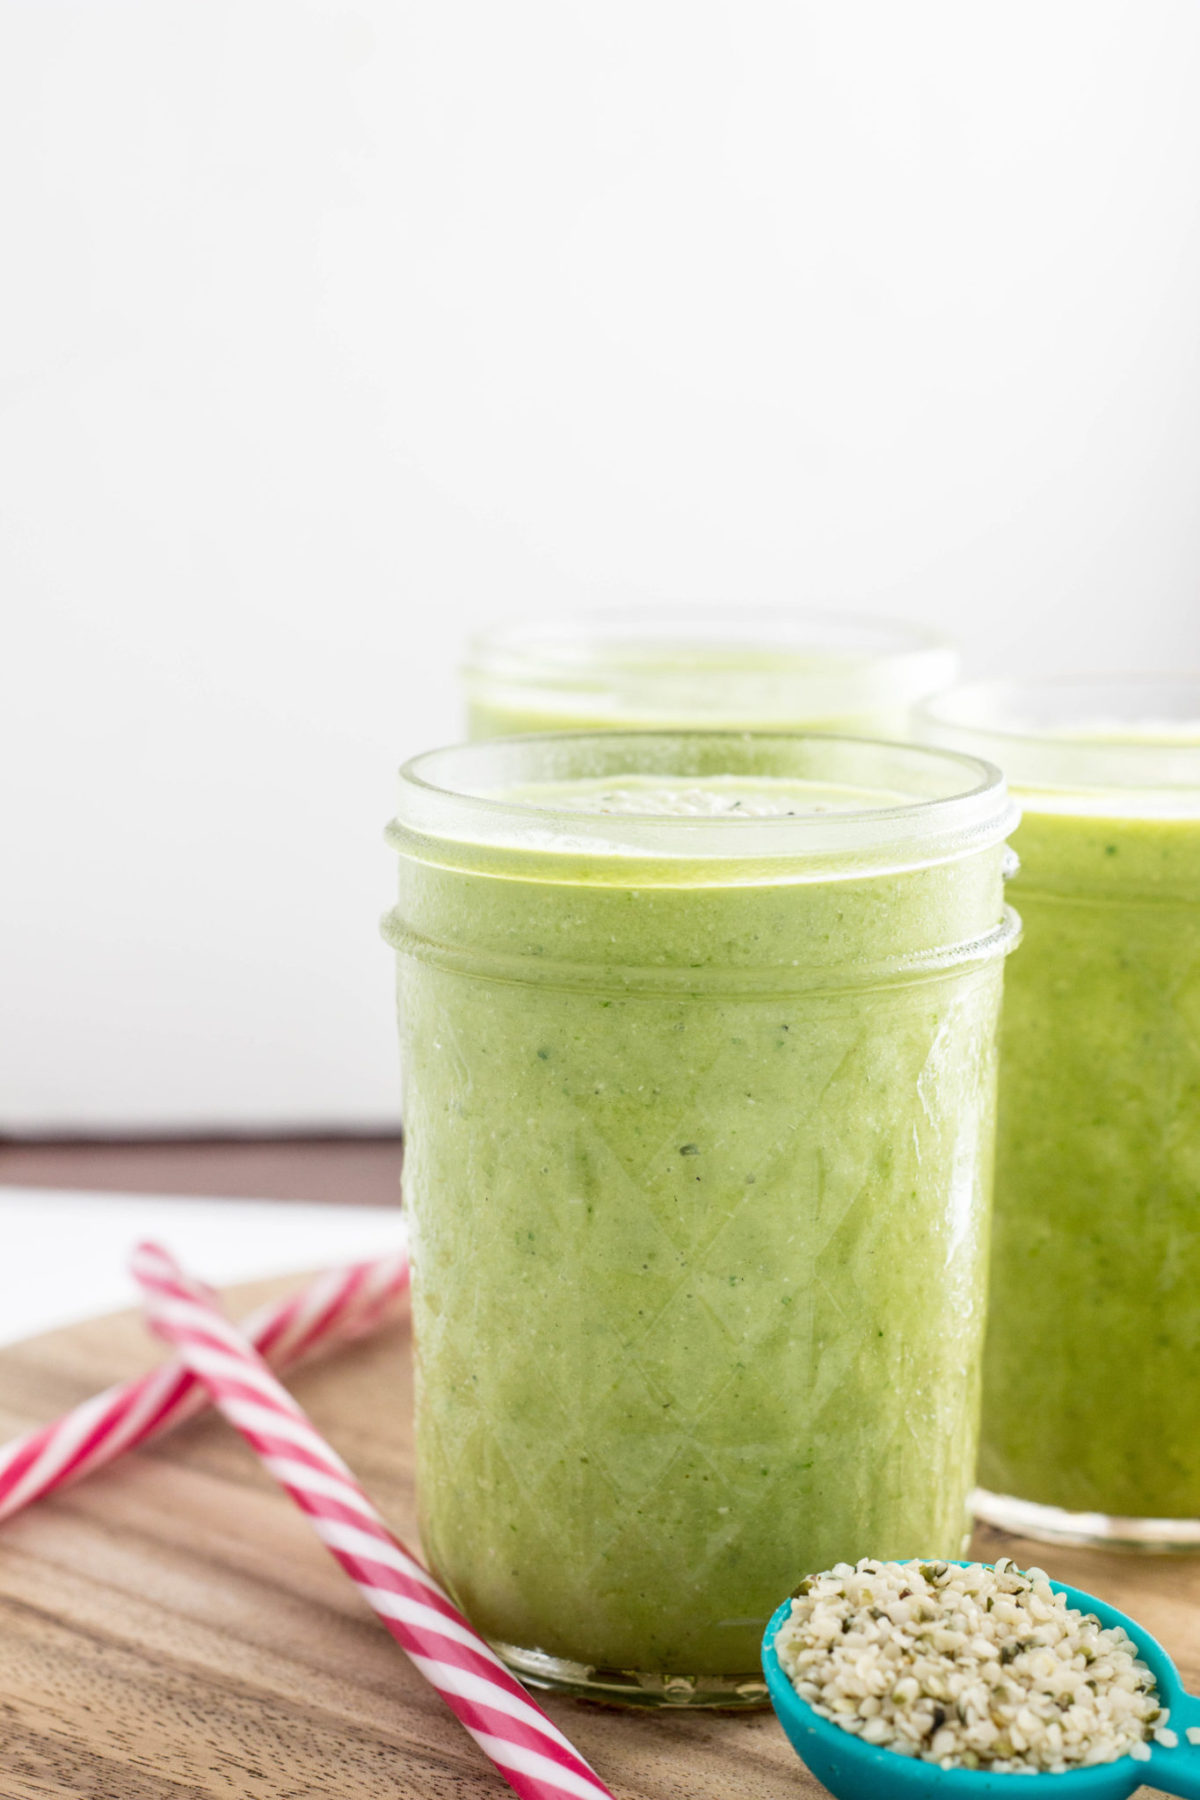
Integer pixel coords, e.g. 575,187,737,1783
463,607,957,739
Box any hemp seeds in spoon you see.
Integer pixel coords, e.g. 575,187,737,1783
775,1558,1166,1773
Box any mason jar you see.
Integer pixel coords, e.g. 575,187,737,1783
383,730,1018,1705
463,607,957,739
919,678,1200,1550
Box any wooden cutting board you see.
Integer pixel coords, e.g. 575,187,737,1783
0,1278,1188,1799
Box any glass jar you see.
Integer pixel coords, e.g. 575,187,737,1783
463,607,957,739
384,731,1018,1705
918,678,1200,1550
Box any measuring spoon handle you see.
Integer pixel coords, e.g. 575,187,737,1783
1146,1693,1200,1799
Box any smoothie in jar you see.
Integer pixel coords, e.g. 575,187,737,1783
384,732,1019,1703
463,607,957,740
919,680,1200,1547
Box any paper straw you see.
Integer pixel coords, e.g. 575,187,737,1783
0,1249,409,1524
132,1241,616,1800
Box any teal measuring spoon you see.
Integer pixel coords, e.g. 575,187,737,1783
762,1569,1200,1800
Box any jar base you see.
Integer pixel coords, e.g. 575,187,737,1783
973,1486,1200,1554
492,1639,770,1710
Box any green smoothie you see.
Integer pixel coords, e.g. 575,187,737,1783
467,658,916,741
918,681,1200,1543
979,802,1200,1520
464,608,957,740
385,733,1017,1698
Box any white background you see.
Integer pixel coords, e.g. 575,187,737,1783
4,0,1200,1130
0,1189,405,1344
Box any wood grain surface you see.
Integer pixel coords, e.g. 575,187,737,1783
0,1281,1186,1799
0,1136,404,1207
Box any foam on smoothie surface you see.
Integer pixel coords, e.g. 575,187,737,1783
497,774,914,818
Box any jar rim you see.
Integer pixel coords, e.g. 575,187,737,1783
463,606,958,720
390,729,1016,872
916,676,1200,810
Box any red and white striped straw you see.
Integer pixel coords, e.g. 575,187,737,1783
132,1241,617,1800
0,1249,409,1524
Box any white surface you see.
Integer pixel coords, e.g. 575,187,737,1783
4,2,1200,1128
0,1188,405,1348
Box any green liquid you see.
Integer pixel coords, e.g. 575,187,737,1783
467,652,915,740
390,779,1009,1678
979,805,1200,1518
469,698,916,738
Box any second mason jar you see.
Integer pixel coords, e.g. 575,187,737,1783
384,731,1018,1705
921,679,1200,1549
